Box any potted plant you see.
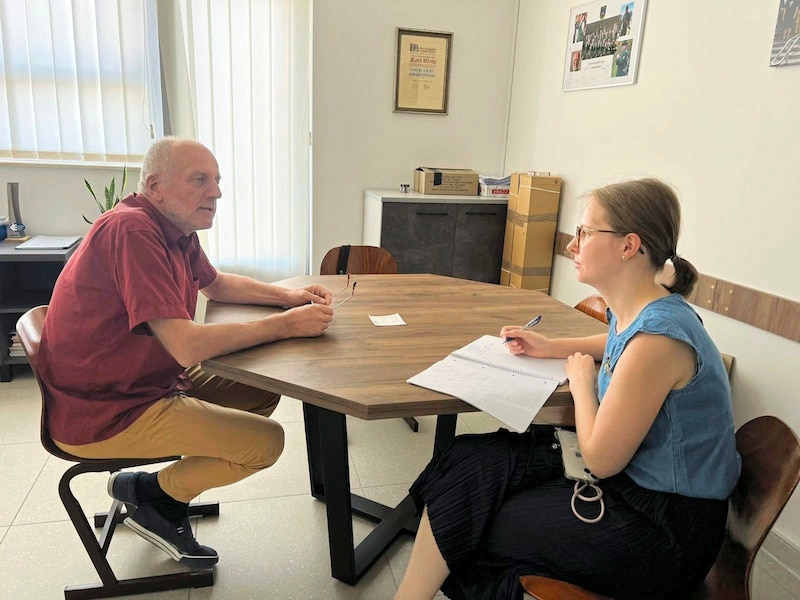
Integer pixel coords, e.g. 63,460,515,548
83,166,128,224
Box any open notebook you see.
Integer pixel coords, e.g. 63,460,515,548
408,335,568,433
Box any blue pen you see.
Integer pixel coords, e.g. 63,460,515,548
503,315,542,343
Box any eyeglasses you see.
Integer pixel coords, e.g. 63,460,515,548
335,272,352,293
574,225,645,254
332,281,357,309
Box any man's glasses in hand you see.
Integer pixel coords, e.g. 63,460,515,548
332,281,357,309
335,272,352,293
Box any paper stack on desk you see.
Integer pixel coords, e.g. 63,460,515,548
14,235,81,250
408,335,568,432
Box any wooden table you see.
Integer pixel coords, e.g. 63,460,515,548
202,274,606,584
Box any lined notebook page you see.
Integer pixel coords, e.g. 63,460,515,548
408,336,568,432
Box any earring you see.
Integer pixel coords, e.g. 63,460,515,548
622,255,627,261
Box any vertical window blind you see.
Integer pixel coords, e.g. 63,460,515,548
177,0,311,280
0,0,163,163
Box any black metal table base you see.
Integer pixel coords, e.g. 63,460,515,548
303,404,457,585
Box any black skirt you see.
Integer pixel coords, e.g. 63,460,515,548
408,427,727,600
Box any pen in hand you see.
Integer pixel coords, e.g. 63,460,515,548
503,315,542,343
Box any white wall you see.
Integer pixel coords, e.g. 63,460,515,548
504,0,800,545
311,0,519,271
0,163,136,237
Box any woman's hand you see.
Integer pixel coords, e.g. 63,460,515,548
500,327,552,357
565,352,597,393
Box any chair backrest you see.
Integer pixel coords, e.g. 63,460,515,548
16,305,78,461
574,295,609,324
319,245,398,275
695,416,800,600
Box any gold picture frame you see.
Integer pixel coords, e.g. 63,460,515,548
394,28,453,114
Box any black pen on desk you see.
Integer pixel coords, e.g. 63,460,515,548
503,315,542,343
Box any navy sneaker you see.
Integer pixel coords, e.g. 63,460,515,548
107,471,145,508
124,502,219,567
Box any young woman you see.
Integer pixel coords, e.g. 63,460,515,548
395,178,740,600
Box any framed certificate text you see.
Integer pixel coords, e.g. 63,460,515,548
394,28,453,114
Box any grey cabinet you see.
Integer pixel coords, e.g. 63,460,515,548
0,242,79,381
363,190,508,284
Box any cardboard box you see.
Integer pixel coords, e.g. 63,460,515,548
414,167,479,195
500,173,562,293
479,184,510,197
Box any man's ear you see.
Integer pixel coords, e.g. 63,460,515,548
145,174,162,201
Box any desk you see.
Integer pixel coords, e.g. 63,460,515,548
202,274,606,584
0,241,80,381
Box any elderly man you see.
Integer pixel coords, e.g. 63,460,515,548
39,137,333,566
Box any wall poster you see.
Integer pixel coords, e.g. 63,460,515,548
563,0,648,92
394,28,453,114
770,0,800,67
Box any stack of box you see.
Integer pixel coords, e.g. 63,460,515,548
500,173,563,293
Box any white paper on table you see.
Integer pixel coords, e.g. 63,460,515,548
369,313,407,326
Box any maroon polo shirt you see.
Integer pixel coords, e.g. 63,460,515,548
39,193,217,445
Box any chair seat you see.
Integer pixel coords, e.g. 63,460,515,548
521,416,800,600
16,305,219,599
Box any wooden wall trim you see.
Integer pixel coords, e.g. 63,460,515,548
554,231,800,343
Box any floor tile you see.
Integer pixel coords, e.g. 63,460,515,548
756,548,800,596
191,495,398,599
0,520,191,600
0,442,49,526
346,415,469,488
271,395,305,424
0,369,40,444
752,563,797,600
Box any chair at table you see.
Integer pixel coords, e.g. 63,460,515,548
16,306,219,600
320,245,419,432
574,294,609,324
521,415,800,600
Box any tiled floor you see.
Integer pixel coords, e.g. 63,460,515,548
1,366,799,599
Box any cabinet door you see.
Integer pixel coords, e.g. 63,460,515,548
452,204,508,283
380,203,457,275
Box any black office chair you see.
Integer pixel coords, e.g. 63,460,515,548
16,306,219,599
320,245,419,432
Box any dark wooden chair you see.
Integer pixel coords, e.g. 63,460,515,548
521,415,800,600
320,244,398,276
16,306,219,600
319,245,419,432
574,294,609,324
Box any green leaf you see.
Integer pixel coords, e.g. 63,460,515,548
82,214,94,225
104,180,114,211
84,179,97,202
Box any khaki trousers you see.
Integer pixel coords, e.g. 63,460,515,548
55,365,283,502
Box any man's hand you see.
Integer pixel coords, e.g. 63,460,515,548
283,285,332,307
279,303,334,337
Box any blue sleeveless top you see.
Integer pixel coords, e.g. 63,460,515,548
598,294,740,500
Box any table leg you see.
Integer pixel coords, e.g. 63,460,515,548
302,403,325,499
305,407,459,585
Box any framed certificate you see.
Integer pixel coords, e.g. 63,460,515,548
394,28,453,114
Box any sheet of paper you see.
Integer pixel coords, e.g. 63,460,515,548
408,355,558,432
369,313,406,326
453,335,568,385
14,235,81,250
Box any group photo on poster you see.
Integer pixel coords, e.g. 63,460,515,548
563,0,647,91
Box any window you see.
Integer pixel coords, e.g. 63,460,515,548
0,0,163,163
